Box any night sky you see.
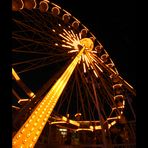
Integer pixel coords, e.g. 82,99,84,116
12,0,136,105
1,1,137,147
53,0,136,88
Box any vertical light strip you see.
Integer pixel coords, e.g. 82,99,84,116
12,46,85,148
12,68,35,99
12,68,20,81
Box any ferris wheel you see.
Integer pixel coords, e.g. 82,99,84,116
12,0,136,147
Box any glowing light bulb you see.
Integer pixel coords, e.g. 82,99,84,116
30,127,34,132
26,133,30,138
32,136,37,142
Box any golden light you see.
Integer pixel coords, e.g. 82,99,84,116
114,95,124,100
76,128,93,132
75,113,82,117
69,120,80,127
29,92,35,98
23,0,37,10
62,116,67,122
61,116,80,127
51,121,67,125
12,0,24,11
90,125,102,130
80,38,94,51
51,6,60,15
39,0,49,13
12,44,86,148
12,68,20,81
12,106,20,110
18,99,29,104
12,0,136,145
111,120,116,126
107,116,121,120
108,121,117,129
53,26,102,78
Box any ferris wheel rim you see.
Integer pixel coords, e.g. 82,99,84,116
12,0,135,134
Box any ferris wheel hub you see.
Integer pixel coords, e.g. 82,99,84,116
79,38,94,51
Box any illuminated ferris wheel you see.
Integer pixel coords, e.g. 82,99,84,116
12,0,136,147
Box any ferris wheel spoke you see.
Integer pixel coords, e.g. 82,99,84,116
13,11,69,45
19,10,47,29
13,29,69,49
13,19,50,38
65,77,76,115
12,43,34,51
75,69,86,120
55,72,77,115
15,62,49,74
94,77,121,117
13,33,51,46
12,49,53,55
12,36,69,55
74,71,80,114
79,73,95,120
12,34,50,46
83,82,97,121
12,56,52,66
13,55,70,74
76,68,100,120
55,86,71,114
12,45,68,56
21,9,53,32
86,96,96,121
33,10,57,30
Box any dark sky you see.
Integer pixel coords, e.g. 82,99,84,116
12,0,136,94
53,0,136,88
